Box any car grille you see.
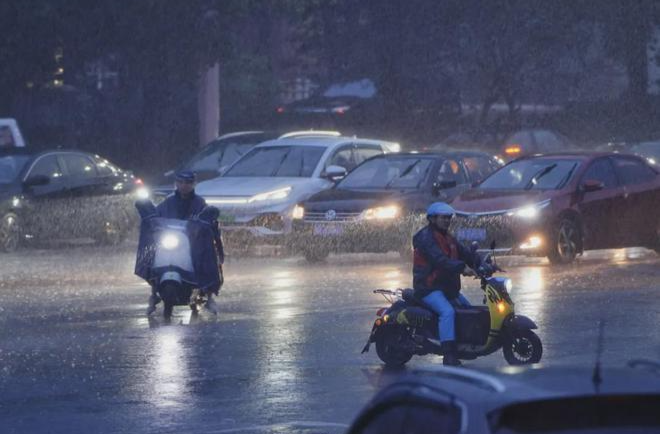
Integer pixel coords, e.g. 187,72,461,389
303,211,362,223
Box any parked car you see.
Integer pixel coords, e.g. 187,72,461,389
194,133,400,249
275,77,460,131
291,151,501,262
152,131,281,198
450,153,660,263
0,149,143,252
499,129,576,162
347,364,660,434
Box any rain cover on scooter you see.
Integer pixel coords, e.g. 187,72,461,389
134,200,221,294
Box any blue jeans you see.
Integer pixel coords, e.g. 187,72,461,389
422,291,471,343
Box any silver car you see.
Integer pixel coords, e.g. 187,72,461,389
195,133,400,244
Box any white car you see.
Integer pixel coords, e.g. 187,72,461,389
195,133,400,241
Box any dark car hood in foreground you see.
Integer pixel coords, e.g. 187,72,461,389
303,188,421,213
451,188,560,214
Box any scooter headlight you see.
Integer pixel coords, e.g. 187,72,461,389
493,277,513,292
161,233,180,250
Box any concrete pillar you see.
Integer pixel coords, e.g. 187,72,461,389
198,62,220,147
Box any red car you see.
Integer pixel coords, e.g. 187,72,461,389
450,153,660,263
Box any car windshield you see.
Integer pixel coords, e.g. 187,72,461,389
183,140,260,174
0,155,30,184
338,157,434,189
223,145,326,177
479,159,581,190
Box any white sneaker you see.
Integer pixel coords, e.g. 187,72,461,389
427,338,443,348
146,294,161,316
205,295,219,315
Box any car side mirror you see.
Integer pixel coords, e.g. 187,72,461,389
324,165,348,182
23,175,50,187
433,180,457,194
581,179,604,193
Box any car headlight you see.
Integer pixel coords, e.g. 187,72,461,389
292,205,304,219
361,205,400,220
248,187,292,203
161,233,180,250
508,200,551,219
136,186,150,200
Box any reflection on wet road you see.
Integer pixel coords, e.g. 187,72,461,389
0,246,659,433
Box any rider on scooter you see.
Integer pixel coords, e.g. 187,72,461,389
146,170,225,315
412,202,479,366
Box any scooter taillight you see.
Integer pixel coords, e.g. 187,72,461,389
376,308,387,317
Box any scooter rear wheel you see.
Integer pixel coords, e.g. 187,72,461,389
503,329,542,365
160,283,177,321
375,326,413,366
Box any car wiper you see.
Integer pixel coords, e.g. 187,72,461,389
384,160,421,189
273,149,292,176
556,163,578,189
415,164,432,189
524,164,557,190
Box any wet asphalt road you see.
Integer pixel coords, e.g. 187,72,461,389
1,245,660,433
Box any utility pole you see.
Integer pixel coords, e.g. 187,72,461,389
198,62,220,147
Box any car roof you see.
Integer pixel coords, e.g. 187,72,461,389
253,136,397,149
372,151,494,159
391,365,660,412
513,152,614,161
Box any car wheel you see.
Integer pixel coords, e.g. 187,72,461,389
160,283,177,322
503,329,543,365
0,212,21,253
375,326,413,367
303,248,329,263
547,218,581,264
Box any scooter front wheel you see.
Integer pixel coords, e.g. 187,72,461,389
503,329,542,365
375,326,413,367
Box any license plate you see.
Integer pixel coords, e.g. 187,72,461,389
456,228,486,241
313,224,344,237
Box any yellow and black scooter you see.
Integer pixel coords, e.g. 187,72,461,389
362,253,542,366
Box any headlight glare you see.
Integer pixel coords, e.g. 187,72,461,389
509,200,551,219
136,187,150,200
248,187,292,203
361,205,400,220
161,233,180,250
292,205,304,219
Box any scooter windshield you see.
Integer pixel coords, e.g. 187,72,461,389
152,219,194,273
